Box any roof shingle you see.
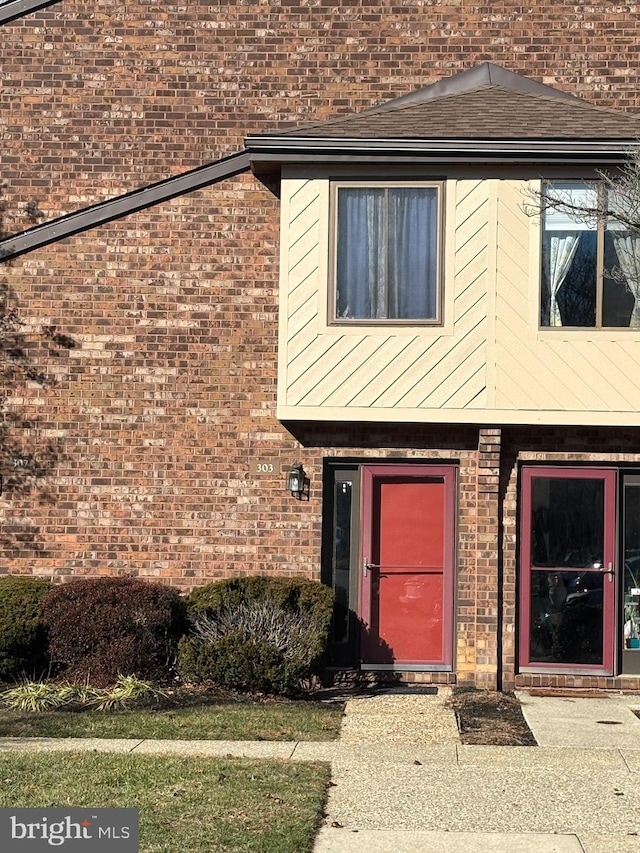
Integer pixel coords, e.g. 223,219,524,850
271,65,640,141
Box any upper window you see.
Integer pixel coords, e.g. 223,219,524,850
331,182,442,324
541,181,640,328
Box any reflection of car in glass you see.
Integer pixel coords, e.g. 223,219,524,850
564,571,603,607
530,568,604,661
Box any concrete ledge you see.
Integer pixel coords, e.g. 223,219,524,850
130,739,296,759
0,738,143,753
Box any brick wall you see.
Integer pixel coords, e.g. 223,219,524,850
3,2,640,225
2,2,640,683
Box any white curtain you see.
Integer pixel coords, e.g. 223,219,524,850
548,234,580,326
388,188,438,319
336,187,437,320
336,188,386,319
612,234,640,327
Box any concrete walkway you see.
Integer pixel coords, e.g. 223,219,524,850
312,689,640,853
1,690,640,852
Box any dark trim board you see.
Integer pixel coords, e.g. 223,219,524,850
246,136,640,160
0,0,63,26
0,151,251,263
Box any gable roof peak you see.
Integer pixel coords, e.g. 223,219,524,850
365,62,581,114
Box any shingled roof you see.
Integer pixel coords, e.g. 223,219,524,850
246,64,640,178
277,64,640,141
281,85,640,140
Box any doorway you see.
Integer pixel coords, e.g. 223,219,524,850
323,462,456,671
519,467,616,674
621,474,640,674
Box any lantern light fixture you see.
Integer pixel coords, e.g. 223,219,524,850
287,462,309,499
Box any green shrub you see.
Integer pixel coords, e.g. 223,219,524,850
178,577,334,695
178,632,290,694
0,576,53,681
42,578,186,686
187,576,333,622
1,680,65,712
91,675,166,711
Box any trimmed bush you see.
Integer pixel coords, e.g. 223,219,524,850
42,577,186,686
178,577,334,695
178,631,289,694
0,576,53,681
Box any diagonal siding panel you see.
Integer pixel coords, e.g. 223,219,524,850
494,180,640,415
281,176,640,421
348,337,424,407
323,337,413,407
316,337,398,407
397,303,487,408
291,337,370,405
282,177,488,413
356,337,446,408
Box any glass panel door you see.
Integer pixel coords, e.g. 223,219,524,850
520,467,616,673
622,475,640,673
323,467,361,667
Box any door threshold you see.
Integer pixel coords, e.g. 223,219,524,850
372,684,439,695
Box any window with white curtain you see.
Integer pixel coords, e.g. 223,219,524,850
332,182,442,324
541,181,639,328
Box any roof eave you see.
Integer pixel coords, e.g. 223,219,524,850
0,0,63,26
247,135,640,158
247,136,640,182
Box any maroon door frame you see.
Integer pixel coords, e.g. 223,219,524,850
359,464,456,670
519,466,617,675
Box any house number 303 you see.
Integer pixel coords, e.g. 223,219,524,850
249,460,278,475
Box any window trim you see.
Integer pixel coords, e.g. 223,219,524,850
539,179,635,330
328,179,445,327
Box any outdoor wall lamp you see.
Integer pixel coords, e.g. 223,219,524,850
287,462,309,500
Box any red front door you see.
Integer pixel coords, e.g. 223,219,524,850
360,465,455,669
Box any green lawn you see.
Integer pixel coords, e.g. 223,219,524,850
0,699,343,741
0,752,330,853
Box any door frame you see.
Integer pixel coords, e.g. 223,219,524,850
518,465,617,675
359,464,456,671
619,471,640,675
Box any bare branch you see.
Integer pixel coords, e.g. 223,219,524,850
523,144,640,234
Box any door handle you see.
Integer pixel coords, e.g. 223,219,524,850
362,564,441,570
601,562,615,582
363,560,441,577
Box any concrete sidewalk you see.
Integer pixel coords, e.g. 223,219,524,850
313,689,640,853
311,740,640,852
517,690,640,748
1,734,638,851
1,690,640,852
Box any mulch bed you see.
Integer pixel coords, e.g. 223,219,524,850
448,688,537,746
